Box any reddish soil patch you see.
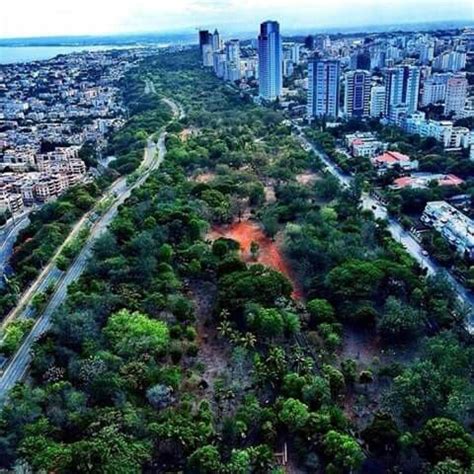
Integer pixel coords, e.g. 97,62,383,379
208,220,304,300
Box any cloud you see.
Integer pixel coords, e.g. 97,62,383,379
0,0,472,38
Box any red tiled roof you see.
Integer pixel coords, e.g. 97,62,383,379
392,177,413,188
439,174,464,186
374,151,410,164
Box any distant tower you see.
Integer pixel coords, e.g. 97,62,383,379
199,30,211,52
304,35,315,50
212,29,221,51
225,39,241,82
258,20,282,101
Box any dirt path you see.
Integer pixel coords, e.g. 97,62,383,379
188,280,230,401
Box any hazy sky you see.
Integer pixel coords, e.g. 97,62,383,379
1,0,473,39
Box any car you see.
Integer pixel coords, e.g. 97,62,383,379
421,250,429,256
371,205,377,210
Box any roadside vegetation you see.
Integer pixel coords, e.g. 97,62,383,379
0,68,172,322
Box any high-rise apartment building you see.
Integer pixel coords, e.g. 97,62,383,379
258,21,282,101
419,44,434,64
213,51,227,78
370,85,386,118
291,44,301,64
444,76,468,117
307,59,340,118
433,51,467,72
384,65,420,117
225,39,241,82
420,73,451,107
344,70,371,118
202,43,214,67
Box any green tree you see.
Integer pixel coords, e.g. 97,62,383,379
187,445,222,473
378,297,425,341
323,430,365,471
104,309,169,358
279,398,310,431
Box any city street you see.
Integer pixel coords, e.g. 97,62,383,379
295,125,474,331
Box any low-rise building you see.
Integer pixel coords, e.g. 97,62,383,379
391,172,464,190
421,201,474,260
371,150,419,173
345,132,386,157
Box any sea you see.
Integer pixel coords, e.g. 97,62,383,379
0,45,132,65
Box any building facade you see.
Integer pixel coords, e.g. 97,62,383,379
258,21,282,101
384,65,420,117
444,76,468,117
344,70,371,118
370,85,386,118
225,40,241,82
307,59,340,119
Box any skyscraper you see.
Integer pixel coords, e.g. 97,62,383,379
384,65,420,117
225,40,241,82
199,30,212,52
344,70,371,118
444,76,468,117
304,35,315,50
212,29,221,51
258,21,282,101
307,59,340,119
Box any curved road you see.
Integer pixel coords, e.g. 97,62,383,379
0,98,181,404
294,123,473,331
0,213,32,275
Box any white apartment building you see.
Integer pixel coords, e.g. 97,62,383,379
370,85,386,118
422,201,474,260
444,76,468,117
420,73,452,107
402,112,471,150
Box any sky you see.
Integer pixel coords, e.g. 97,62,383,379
0,0,473,39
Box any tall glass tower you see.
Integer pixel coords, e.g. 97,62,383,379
258,21,282,101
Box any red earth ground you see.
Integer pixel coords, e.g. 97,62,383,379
208,220,304,300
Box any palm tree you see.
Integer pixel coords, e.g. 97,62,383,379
240,332,256,349
217,320,233,339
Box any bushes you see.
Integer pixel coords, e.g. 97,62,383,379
0,319,34,356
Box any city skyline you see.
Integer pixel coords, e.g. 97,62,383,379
0,0,473,39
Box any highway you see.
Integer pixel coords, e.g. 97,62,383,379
0,211,35,275
294,124,474,331
0,97,180,404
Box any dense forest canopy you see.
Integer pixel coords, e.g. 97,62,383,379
0,49,472,474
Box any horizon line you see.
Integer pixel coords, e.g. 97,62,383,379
0,18,473,43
